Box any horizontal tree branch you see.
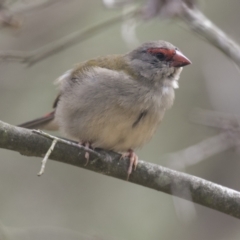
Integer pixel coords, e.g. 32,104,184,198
0,120,240,219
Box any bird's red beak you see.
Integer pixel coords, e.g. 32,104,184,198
170,50,191,67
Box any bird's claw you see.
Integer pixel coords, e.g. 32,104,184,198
121,149,138,180
79,141,92,166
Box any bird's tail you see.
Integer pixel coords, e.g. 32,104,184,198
18,111,58,130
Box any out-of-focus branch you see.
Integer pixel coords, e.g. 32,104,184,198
190,108,240,130
0,0,21,28
3,0,240,70
0,0,63,28
141,0,240,69
168,108,240,171
0,9,139,66
1,120,240,219
180,4,240,69
168,132,236,170
166,107,240,220
11,0,62,15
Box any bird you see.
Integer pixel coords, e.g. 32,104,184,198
18,40,191,179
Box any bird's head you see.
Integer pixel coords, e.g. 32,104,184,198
125,41,191,87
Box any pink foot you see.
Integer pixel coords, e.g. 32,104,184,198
121,149,138,180
79,141,93,166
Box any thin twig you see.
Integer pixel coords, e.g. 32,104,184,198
33,129,81,149
33,129,96,169
31,128,105,159
38,138,57,176
1,120,240,219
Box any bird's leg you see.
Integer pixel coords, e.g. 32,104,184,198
78,141,93,166
121,149,138,180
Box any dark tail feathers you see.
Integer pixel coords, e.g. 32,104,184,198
18,111,55,129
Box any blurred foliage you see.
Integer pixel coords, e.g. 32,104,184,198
0,0,240,239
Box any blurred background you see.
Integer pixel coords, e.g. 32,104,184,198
0,0,240,239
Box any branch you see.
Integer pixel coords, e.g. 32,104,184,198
166,108,240,169
167,132,236,170
141,0,240,69
1,120,240,219
11,0,62,15
0,0,69,29
180,4,240,69
0,9,139,66
190,108,240,130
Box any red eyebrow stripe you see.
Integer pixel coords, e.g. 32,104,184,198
147,48,176,61
147,48,164,54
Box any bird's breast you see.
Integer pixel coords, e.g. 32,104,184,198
56,71,175,152
93,88,174,151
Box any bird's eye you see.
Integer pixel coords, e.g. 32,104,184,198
155,52,165,61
